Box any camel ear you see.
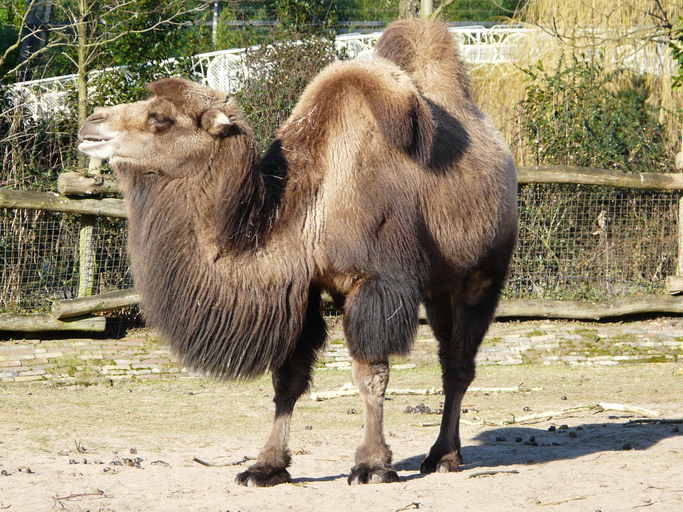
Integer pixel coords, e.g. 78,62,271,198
200,108,238,137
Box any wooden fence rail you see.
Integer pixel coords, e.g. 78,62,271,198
0,190,126,217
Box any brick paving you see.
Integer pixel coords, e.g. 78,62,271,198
1,318,682,384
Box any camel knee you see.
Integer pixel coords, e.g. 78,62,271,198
352,360,390,399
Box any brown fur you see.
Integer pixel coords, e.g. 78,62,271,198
78,19,517,485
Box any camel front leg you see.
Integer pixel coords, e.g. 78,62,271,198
348,359,400,484
236,295,326,486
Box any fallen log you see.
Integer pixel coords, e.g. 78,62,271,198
517,166,683,190
0,190,126,218
57,172,120,196
0,313,106,333
51,289,140,319
493,295,683,320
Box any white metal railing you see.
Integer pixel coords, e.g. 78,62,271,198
7,25,675,118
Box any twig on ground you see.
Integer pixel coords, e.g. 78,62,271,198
310,384,541,401
632,499,655,508
74,440,87,454
419,418,482,427
468,470,519,478
538,496,587,506
192,456,254,467
469,386,542,393
54,489,105,501
394,503,420,511
494,403,660,425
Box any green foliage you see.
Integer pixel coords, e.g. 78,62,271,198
7,0,209,80
519,56,671,173
234,34,339,150
439,0,525,21
96,0,206,67
275,0,338,35
336,0,396,23
0,1,29,80
0,24,19,78
87,58,201,107
215,4,274,50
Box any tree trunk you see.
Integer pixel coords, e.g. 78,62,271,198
420,0,434,18
77,0,89,168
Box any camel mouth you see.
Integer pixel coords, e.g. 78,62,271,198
77,137,109,150
77,135,115,158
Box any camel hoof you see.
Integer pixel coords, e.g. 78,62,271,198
348,464,400,485
420,452,462,474
235,465,291,487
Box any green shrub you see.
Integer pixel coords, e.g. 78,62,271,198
519,55,671,173
87,57,200,107
234,34,340,150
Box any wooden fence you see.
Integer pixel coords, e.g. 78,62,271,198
2,165,683,332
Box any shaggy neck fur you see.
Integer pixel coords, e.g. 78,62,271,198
119,131,309,380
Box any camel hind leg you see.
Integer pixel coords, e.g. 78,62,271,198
420,277,501,474
235,289,326,487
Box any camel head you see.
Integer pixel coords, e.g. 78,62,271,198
78,78,246,179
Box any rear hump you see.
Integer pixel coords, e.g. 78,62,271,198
375,19,471,106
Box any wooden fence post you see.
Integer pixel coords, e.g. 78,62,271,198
77,158,102,297
678,197,683,276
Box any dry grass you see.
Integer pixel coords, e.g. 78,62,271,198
470,0,681,166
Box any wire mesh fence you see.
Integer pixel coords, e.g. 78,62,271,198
507,185,680,301
0,208,131,312
0,183,680,314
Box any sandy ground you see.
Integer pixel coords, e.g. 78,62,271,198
1,357,682,511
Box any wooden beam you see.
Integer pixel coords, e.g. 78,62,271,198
52,289,140,319
0,190,127,218
57,172,120,196
0,313,106,333
518,167,683,190
678,198,683,275
494,295,683,320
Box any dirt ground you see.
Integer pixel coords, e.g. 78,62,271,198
1,339,682,512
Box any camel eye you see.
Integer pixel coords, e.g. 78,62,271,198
148,112,174,132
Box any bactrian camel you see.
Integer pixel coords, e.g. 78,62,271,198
78,19,518,486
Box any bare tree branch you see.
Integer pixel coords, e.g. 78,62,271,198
84,5,205,48
430,0,457,20
0,0,38,71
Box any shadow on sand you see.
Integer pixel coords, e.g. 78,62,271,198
394,419,682,481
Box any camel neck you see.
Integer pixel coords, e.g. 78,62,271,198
121,168,311,379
